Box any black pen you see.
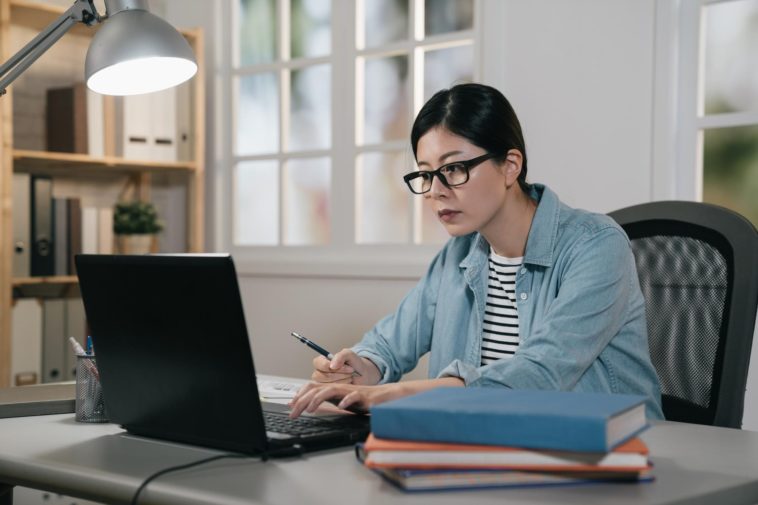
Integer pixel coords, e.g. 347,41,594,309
290,332,362,376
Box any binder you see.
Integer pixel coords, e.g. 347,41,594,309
86,88,105,157
98,207,114,254
119,87,178,161
152,86,177,162
175,81,193,162
67,198,82,275
10,299,42,386
81,206,99,254
11,173,30,278
53,198,69,275
41,299,66,383
30,175,55,277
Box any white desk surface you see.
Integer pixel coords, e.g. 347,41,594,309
1,391,758,504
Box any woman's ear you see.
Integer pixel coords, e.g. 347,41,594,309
503,149,523,188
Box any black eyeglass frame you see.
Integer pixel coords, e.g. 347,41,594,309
403,152,502,194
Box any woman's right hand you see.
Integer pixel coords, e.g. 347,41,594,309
311,349,380,386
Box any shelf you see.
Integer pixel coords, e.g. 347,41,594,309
13,150,197,175
10,0,198,40
12,276,78,287
11,276,80,300
10,0,98,37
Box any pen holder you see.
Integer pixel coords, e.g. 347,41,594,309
75,355,108,423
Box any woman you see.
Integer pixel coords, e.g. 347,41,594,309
289,83,663,420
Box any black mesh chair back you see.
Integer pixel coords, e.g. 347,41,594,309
609,201,758,428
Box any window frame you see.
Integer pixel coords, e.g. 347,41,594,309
673,0,758,202
218,0,483,278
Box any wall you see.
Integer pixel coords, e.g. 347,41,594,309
165,0,758,428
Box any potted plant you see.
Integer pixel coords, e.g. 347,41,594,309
113,201,163,254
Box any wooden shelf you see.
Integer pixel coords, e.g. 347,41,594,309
13,150,197,175
10,0,199,39
10,0,98,37
0,0,205,388
12,276,78,287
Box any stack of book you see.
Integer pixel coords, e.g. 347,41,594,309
360,388,652,492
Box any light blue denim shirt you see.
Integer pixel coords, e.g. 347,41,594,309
353,184,664,420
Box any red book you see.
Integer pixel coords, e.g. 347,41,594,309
361,433,650,472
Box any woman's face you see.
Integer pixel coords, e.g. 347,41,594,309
416,127,520,237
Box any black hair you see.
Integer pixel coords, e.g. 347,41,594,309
410,83,530,192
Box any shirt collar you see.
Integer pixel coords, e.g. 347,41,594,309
522,183,560,268
459,183,560,271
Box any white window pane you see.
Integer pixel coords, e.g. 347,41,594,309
235,160,279,245
290,64,331,151
356,151,410,243
703,125,758,227
238,0,277,66
424,0,473,37
703,0,758,114
423,44,473,102
362,0,409,48
237,73,279,155
284,157,331,245
362,55,410,145
292,0,331,59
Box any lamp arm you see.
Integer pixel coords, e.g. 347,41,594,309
0,0,101,96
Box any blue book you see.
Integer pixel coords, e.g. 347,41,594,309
369,388,648,452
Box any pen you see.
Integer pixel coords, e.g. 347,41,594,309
69,336,100,380
290,332,362,377
68,337,86,356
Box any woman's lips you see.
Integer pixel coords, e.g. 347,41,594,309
438,209,461,222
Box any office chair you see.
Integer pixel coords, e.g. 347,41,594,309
609,201,758,428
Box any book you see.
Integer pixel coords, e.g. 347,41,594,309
360,434,649,471
371,466,652,493
46,83,88,154
369,388,648,452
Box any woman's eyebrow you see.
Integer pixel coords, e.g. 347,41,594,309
417,150,465,168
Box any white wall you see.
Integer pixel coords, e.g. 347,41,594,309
165,0,758,428
480,0,657,212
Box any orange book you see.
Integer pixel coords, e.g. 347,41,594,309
361,433,650,472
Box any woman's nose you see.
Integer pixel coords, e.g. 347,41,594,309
428,173,448,198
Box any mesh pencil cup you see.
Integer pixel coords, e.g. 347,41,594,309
75,355,108,423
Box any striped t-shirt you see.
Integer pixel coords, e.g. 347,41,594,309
481,250,522,366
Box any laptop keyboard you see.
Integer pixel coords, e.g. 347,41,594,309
264,412,342,440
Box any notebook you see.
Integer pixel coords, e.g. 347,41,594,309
75,253,370,457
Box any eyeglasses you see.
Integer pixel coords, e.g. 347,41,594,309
403,152,500,194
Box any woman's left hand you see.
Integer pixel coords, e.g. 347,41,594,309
288,382,402,418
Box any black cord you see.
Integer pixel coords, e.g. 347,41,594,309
130,453,251,505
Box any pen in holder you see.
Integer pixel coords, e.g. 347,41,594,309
75,355,108,423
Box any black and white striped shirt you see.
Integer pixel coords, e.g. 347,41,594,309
481,251,522,366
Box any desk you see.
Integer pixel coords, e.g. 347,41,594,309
1,416,758,505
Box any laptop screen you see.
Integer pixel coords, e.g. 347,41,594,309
76,254,270,454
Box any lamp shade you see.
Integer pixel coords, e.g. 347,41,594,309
85,8,197,95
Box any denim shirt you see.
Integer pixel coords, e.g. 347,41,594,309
353,184,664,420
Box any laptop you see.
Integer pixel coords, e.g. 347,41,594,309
75,253,370,457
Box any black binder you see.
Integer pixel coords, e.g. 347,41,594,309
30,175,55,277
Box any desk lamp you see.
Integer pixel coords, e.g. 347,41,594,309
0,0,197,96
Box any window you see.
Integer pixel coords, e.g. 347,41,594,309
685,0,758,226
230,0,477,260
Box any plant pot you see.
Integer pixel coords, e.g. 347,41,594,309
115,234,155,255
